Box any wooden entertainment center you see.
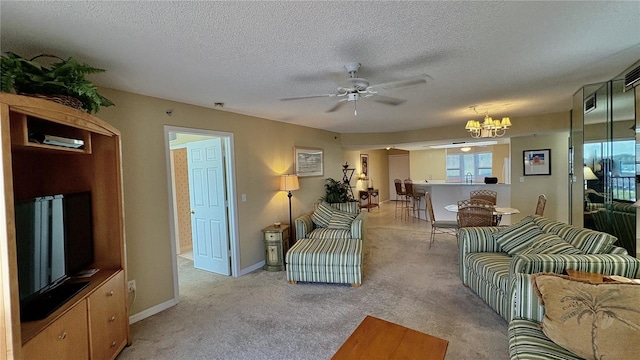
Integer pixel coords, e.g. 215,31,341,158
0,94,129,359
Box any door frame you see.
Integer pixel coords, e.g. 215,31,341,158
163,126,240,301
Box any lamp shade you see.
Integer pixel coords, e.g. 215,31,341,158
583,166,598,180
280,174,299,191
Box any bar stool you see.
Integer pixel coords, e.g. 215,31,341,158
404,179,426,221
393,179,410,219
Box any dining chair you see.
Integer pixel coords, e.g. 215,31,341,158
469,190,498,205
404,179,425,221
393,179,410,219
457,204,494,228
535,194,547,216
425,192,458,248
457,198,494,208
470,190,500,225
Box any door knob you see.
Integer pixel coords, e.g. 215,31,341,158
190,210,195,214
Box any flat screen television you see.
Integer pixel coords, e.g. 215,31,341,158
15,191,94,321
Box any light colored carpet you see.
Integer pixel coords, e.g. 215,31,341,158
116,202,509,360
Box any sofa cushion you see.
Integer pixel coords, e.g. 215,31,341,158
311,201,334,228
519,234,584,255
532,273,640,360
327,209,358,230
308,228,352,240
465,252,512,294
508,318,584,360
494,220,545,255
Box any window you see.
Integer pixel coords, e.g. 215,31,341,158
446,152,493,183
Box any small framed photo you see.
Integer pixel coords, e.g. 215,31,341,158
360,154,369,179
523,149,551,176
294,146,323,177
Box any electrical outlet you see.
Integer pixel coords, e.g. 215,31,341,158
128,280,136,292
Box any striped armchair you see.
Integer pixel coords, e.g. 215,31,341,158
287,201,367,286
458,215,640,359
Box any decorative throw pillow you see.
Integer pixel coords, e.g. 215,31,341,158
311,201,333,228
493,219,544,255
519,233,584,255
327,209,357,230
532,273,640,360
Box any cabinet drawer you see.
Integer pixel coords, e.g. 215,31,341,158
88,271,127,360
264,232,283,241
22,301,89,360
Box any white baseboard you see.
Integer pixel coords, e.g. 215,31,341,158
129,298,178,324
129,261,265,324
239,261,265,276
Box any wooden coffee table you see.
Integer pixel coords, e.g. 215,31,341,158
331,315,448,360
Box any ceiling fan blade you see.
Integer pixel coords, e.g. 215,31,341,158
373,95,406,106
326,100,348,113
369,77,427,91
280,94,335,101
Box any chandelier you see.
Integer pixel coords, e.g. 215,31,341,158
465,113,512,138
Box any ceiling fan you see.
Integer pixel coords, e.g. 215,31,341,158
280,62,427,115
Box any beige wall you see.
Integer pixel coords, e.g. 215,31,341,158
510,130,571,223
409,149,447,181
97,88,344,315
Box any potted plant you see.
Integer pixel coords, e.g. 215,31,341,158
321,178,355,203
1,52,114,113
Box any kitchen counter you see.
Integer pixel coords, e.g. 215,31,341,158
412,182,512,224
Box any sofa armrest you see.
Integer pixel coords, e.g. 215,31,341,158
350,211,368,241
458,226,502,283
295,212,314,241
507,254,640,323
509,273,544,323
509,253,640,279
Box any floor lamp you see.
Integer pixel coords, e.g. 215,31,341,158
280,174,300,242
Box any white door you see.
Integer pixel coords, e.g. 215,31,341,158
187,138,230,275
388,154,410,197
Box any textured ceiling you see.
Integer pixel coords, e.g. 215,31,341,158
1,1,639,135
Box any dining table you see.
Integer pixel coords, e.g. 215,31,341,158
444,204,521,215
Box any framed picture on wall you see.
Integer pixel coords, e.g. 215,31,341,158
523,149,551,176
294,146,323,177
360,154,369,179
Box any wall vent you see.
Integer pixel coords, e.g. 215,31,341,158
625,65,640,89
584,94,596,114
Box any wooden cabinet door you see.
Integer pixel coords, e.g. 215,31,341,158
88,271,127,360
22,301,89,360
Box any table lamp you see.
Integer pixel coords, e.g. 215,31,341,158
280,174,299,241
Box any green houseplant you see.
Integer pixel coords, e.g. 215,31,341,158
322,178,355,203
1,52,114,113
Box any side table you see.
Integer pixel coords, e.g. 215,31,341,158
262,224,290,271
359,189,379,212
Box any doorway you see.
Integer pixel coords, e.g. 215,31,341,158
164,126,240,302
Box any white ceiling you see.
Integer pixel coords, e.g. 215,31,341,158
1,1,639,135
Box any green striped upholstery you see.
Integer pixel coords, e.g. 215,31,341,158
327,209,358,229
308,228,352,240
464,253,512,319
509,319,584,360
310,201,334,228
286,238,362,285
458,226,502,284
296,202,366,242
494,221,545,255
532,215,617,254
518,234,583,255
459,216,640,327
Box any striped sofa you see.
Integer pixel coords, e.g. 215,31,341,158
458,215,640,359
286,202,367,286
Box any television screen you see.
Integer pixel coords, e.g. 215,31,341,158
15,191,94,302
15,195,66,301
